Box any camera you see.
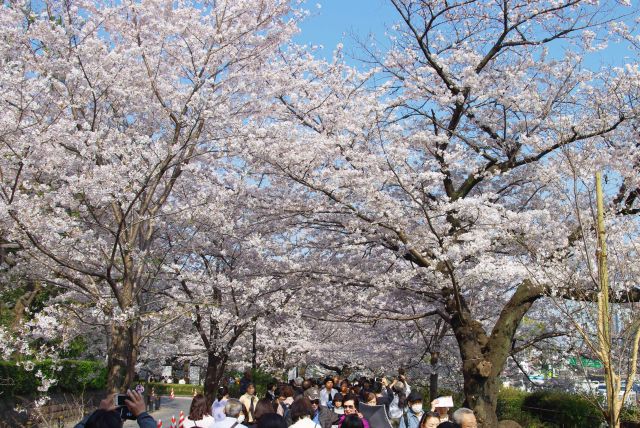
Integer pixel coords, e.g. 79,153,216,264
114,393,136,420
114,394,128,407
119,406,135,420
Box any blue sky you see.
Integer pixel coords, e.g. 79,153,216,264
294,0,636,68
294,0,397,61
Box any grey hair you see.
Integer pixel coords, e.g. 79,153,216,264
392,381,405,393
225,399,244,418
452,408,475,424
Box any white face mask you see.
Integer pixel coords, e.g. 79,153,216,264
411,404,423,414
237,415,245,423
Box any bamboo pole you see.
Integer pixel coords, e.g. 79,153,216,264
595,171,619,428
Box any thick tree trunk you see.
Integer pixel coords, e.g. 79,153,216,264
451,317,500,428
462,366,499,427
106,322,140,392
445,280,543,427
204,352,228,407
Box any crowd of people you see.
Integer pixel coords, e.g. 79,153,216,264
76,371,477,428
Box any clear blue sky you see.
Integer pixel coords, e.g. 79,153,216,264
294,0,635,68
294,0,397,62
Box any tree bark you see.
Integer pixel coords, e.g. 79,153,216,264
106,322,140,392
204,351,228,407
252,323,257,370
429,351,439,402
11,280,42,330
445,280,543,427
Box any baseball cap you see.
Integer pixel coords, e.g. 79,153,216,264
306,389,320,401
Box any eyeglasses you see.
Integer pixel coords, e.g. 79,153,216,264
343,405,356,409
311,400,320,405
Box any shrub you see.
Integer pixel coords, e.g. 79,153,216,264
497,387,549,427
225,369,276,398
0,359,107,396
622,405,640,425
145,382,204,397
522,389,603,428
497,387,528,421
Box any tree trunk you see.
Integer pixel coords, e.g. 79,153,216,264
429,351,439,402
204,351,228,407
251,323,257,370
184,360,191,384
445,280,543,427
106,322,139,392
451,316,500,428
11,280,42,330
462,368,499,428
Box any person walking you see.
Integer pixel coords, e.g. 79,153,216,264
320,378,338,408
337,395,370,428
266,382,278,402
388,378,410,428
332,394,345,416
254,398,277,424
74,390,155,428
240,383,259,427
452,408,477,428
418,412,440,428
240,371,253,395
306,389,340,428
289,397,319,428
212,386,231,422
339,381,350,397
340,415,364,428
258,414,288,428
183,394,216,428
213,399,248,428
399,392,424,428
277,384,295,425
293,377,305,398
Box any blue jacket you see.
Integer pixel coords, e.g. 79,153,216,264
398,409,422,428
74,411,156,428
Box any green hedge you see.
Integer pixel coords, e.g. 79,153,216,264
521,390,603,427
0,360,107,396
145,368,276,398
145,382,204,396
497,387,549,427
225,369,275,398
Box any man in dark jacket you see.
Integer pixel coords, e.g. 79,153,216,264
74,390,156,428
307,389,340,428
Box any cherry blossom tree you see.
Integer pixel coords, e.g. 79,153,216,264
155,177,306,404
244,1,640,425
0,0,299,391
2,3,639,425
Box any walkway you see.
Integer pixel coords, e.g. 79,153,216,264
124,396,193,427
64,396,193,427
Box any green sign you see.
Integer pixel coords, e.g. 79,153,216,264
568,356,603,369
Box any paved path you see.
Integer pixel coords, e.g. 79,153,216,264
124,396,192,427
64,396,193,427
